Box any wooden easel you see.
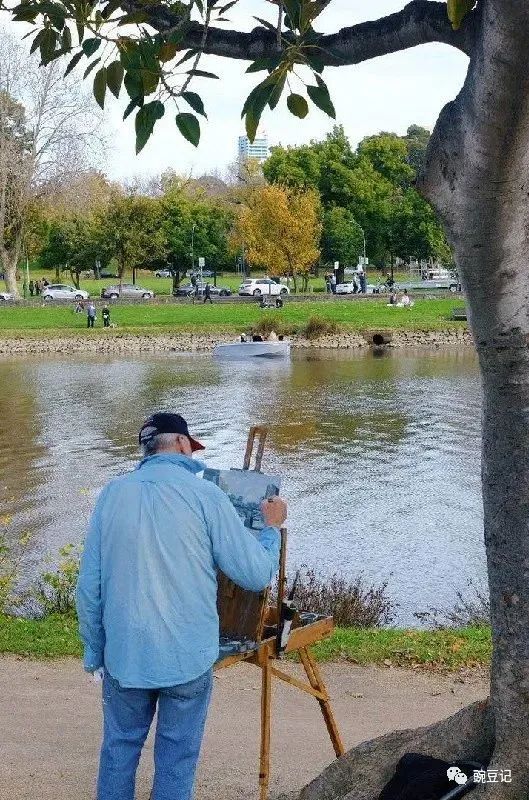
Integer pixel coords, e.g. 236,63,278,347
215,426,345,800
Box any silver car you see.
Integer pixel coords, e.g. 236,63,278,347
42,284,90,301
101,284,155,300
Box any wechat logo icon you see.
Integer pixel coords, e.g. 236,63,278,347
447,766,468,785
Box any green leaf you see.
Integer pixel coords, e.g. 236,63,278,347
64,50,83,76
135,100,165,154
123,96,142,120
93,67,107,109
40,28,58,65
101,0,123,19
181,91,207,118
287,92,309,119
268,73,286,111
124,70,143,100
159,41,178,62
118,10,149,25
61,26,72,51
174,48,199,67
175,112,200,146
447,0,475,29
307,76,335,118
245,108,259,143
30,29,45,55
106,61,124,98
246,54,282,74
83,58,101,79
218,0,237,13
82,38,100,57
253,16,277,32
186,69,219,79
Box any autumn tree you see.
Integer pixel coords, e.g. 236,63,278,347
233,184,321,292
9,0,529,795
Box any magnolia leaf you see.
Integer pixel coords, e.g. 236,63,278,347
64,50,83,76
287,92,309,119
135,100,165,153
93,66,107,109
447,0,476,30
175,112,201,146
82,38,101,57
106,61,124,98
307,76,335,118
181,91,207,118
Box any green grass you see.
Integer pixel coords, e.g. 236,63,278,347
0,613,490,669
0,298,466,335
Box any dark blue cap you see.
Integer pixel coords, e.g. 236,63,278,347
139,413,205,451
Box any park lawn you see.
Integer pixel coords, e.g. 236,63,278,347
0,298,466,334
0,613,490,670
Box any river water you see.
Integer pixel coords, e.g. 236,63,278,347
0,348,485,624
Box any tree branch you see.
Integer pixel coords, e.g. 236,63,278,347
139,1,475,65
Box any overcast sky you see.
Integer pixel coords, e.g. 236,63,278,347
94,1,469,180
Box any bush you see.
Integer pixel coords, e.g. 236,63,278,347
276,567,395,628
0,536,16,613
251,315,288,338
302,315,339,340
415,581,490,628
36,543,82,615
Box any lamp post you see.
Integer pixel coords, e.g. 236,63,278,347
191,223,196,275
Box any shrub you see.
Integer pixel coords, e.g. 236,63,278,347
251,314,287,338
36,543,82,615
415,581,490,628
0,536,16,613
302,315,339,340
275,567,395,628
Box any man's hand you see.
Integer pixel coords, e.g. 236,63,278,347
261,497,287,528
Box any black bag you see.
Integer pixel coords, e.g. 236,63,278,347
379,753,482,800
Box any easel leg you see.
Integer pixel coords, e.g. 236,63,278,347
259,651,272,800
299,647,345,758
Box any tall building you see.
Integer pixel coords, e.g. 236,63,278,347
238,131,269,165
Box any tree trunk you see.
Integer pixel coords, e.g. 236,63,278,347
1,246,19,298
419,2,529,794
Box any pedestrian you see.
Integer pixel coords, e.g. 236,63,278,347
76,412,286,800
29,279,34,297
87,301,96,328
192,283,199,304
35,280,41,296
359,269,367,294
203,282,212,304
330,273,337,294
75,300,85,313
325,273,331,293
102,305,111,327
42,278,49,287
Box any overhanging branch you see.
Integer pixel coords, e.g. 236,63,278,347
140,1,475,65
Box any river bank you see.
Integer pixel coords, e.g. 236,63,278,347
0,327,473,355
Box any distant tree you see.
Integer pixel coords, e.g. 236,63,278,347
39,215,103,287
404,124,431,175
96,192,166,282
321,207,364,268
233,185,321,292
357,133,415,189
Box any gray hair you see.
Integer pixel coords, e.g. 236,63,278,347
141,432,180,457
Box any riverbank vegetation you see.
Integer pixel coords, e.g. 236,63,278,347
0,298,466,335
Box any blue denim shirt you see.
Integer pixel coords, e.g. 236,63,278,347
76,454,281,688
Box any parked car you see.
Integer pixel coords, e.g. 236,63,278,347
239,278,290,297
101,284,155,300
42,284,89,301
173,282,232,297
0,291,13,301
99,270,118,279
155,269,173,278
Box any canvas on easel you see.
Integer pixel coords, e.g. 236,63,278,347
203,427,281,642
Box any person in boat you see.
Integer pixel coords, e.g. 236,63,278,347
268,330,278,341
252,334,264,342
77,412,286,800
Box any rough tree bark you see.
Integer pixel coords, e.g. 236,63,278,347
419,2,529,796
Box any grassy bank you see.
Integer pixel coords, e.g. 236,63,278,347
0,614,490,670
0,298,466,335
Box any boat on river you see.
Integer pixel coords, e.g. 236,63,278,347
213,339,291,360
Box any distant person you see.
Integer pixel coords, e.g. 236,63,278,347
398,289,414,308
192,283,199,304
325,273,331,293
330,273,337,294
102,305,111,327
87,302,97,328
252,334,263,342
388,291,397,306
190,273,197,288
268,330,278,341
275,296,284,309
42,278,49,287
29,280,34,297
203,283,212,304
35,280,41,296
75,300,85,313
352,276,359,294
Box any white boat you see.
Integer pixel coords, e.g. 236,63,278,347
213,340,291,360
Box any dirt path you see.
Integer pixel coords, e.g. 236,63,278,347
0,657,487,800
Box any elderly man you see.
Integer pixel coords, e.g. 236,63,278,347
76,412,286,800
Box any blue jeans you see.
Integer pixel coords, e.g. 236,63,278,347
98,669,213,800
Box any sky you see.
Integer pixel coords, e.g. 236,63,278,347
17,0,471,181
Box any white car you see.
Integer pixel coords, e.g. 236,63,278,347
239,278,290,297
0,291,13,301
42,284,89,301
